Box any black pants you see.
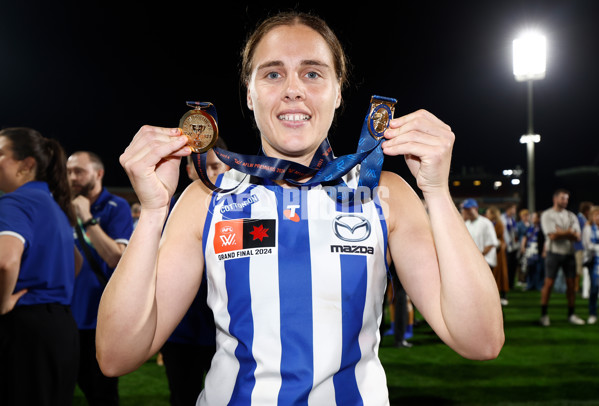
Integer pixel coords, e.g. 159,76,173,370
78,329,119,406
506,249,519,289
0,304,79,406
161,341,216,406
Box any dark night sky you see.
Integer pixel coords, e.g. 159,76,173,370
1,0,597,205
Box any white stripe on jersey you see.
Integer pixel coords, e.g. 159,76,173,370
249,246,282,404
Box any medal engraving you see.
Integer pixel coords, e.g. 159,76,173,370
179,102,218,153
368,97,396,140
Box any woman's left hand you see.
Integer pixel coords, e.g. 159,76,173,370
381,109,454,196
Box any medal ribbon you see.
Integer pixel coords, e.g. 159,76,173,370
191,96,396,200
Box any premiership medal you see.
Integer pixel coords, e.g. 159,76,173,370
179,101,219,153
367,96,396,140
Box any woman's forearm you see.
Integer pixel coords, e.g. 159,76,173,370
424,189,504,359
96,207,168,376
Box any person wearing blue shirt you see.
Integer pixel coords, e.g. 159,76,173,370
0,127,81,406
67,151,133,405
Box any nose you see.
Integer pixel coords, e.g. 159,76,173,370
67,171,77,183
283,74,305,101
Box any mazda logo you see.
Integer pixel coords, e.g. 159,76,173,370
333,214,371,242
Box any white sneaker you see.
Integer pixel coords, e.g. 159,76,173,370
588,315,597,325
539,315,550,327
568,314,586,325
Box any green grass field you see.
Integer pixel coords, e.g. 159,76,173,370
74,289,599,405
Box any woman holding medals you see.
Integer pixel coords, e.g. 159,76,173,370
97,11,504,405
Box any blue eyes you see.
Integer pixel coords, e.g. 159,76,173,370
265,72,320,80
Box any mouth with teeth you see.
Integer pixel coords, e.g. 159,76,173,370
278,114,311,121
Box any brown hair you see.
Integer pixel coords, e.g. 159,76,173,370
240,11,349,92
0,127,76,225
589,206,599,225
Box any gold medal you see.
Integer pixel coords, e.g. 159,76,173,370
179,101,218,153
368,96,396,140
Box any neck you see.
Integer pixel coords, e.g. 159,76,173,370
86,185,102,205
13,174,36,191
260,136,326,169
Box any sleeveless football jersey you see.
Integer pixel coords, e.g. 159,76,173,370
199,167,390,406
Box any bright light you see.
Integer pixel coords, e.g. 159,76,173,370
503,169,513,176
473,180,482,186
513,31,546,81
520,134,541,143
494,181,503,190
511,179,521,185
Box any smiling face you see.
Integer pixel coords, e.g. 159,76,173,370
246,24,341,164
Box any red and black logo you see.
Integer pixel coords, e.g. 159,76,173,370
214,219,276,254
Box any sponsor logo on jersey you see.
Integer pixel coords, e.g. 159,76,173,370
214,219,276,259
330,245,375,254
283,204,301,222
331,214,374,255
219,194,260,214
333,214,371,242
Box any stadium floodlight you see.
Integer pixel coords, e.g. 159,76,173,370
513,30,546,212
513,32,546,81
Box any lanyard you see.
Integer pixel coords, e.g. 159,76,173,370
190,96,397,201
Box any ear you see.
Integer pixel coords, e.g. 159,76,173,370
246,85,253,111
19,156,36,174
97,168,105,181
334,83,342,109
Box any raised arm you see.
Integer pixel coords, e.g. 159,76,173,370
380,109,504,360
96,126,208,376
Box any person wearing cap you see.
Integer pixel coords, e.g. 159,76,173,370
461,199,499,270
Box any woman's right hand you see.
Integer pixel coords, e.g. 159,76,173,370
119,126,191,211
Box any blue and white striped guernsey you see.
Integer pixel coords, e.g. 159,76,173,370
199,167,390,406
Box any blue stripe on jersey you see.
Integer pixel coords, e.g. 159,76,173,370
221,183,258,405
275,186,314,405
334,254,367,406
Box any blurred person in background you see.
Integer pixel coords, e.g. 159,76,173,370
67,150,133,405
539,189,583,327
486,206,509,306
520,211,545,291
582,206,599,325
0,127,81,405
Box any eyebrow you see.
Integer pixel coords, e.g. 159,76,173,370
256,59,331,71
